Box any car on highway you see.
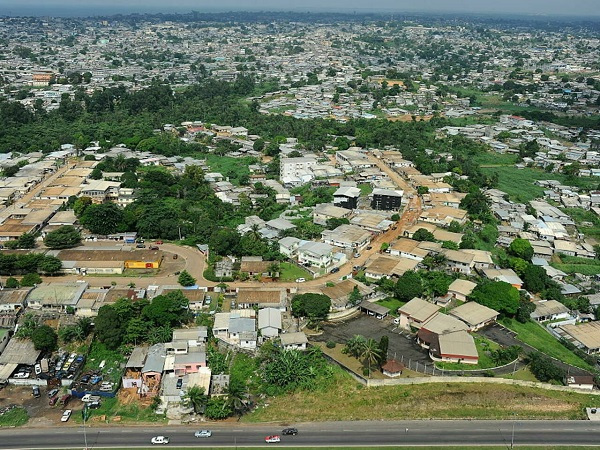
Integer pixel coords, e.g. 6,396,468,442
282,428,298,435
194,430,212,438
60,410,72,422
265,435,281,443
330,267,340,273
295,278,306,283
151,436,170,445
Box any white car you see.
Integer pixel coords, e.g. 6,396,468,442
60,410,72,422
151,436,170,445
13,372,30,379
295,278,306,283
194,430,212,438
393,317,401,325
265,435,281,443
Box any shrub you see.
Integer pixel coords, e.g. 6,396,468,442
326,340,336,349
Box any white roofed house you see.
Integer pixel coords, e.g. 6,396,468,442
333,186,361,210
447,279,477,302
397,298,441,330
312,203,352,226
278,236,302,258
258,308,282,338
530,300,570,322
482,268,523,290
297,241,334,268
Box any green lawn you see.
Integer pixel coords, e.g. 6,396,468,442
501,366,539,382
0,407,28,427
480,166,597,202
499,318,593,371
435,335,501,370
205,155,258,185
376,297,405,315
279,262,313,282
473,152,518,167
551,254,600,275
358,183,373,196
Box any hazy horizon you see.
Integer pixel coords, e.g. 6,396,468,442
1,0,600,18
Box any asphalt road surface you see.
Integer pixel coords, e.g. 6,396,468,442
1,420,600,448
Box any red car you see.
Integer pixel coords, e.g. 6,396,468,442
155,241,163,245
265,436,281,443
49,395,58,406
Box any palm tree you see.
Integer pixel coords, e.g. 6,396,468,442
184,386,207,414
343,335,366,358
227,380,249,417
361,339,382,378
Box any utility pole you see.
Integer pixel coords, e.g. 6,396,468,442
82,404,88,450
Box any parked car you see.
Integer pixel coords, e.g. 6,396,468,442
330,267,340,273
47,388,59,398
149,246,159,250
393,317,401,325
80,375,91,384
265,436,281,443
32,386,40,398
194,430,212,438
60,410,72,422
88,401,102,409
13,371,30,379
176,378,183,389
90,375,102,385
59,394,71,406
282,428,298,435
155,241,163,245
136,244,146,248
34,364,42,376
366,246,373,250
49,396,58,406
295,278,306,283
151,436,170,445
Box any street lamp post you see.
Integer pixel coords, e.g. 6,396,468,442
82,404,89,450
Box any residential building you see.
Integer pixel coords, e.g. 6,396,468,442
531,300,570,322
280,332,308,351
449,302,499,331
322,224,372,251
258,308,282,338
397,298,441,330
370,188,403,211
297,241,334,267
333,186,361,209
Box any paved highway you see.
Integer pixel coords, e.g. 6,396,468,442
1,420,600,448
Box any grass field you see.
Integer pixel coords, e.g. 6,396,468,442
0,407,28,427
244,369,597,422
473,152,518,167
205,155,258,185
480,166,597,202
560,207,600,240
358,183,373,196
501,366,539,382
376,297,405,315
279,262,313,282
435,335,501,370
499,318,593,371
74,397,165,425
551,254,600,276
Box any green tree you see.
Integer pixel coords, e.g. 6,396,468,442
348,286,363,307
178,270,196,287
38,256,62,274
124,318,149,344
522,264,547,293
184,386,208,414
204,397,232,420
343,335,367,358
361,338,382,377
44,225,81,249
142,291,189,327
80,203,124,235
412,228,435,242
291,293,331,323
4,277,19,288
509,238,534,261
73,197,92,216
20,272,42,287
95,305,124,350
528,351,565,383
468,281,520,315
393,271,423,302
378,335,389,367
460,191,490,216
31,325,58,352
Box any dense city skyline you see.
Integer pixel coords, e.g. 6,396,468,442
2,0,600,17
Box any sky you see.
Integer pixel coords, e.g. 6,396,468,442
1,0,599,17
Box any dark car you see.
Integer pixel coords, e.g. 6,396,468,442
80,375,90,384
330,267,340,273
32,386,41,398
282,428,298,436
176,378,183,389
136,244,146,248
